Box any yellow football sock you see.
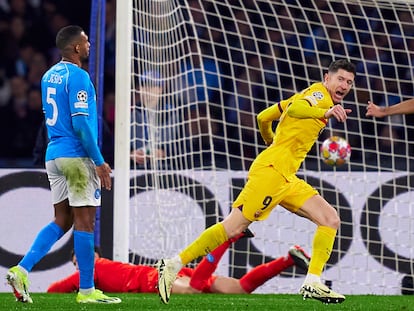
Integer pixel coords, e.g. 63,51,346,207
308,226,336,276
179,223,228,265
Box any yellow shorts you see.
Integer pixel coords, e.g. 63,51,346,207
232,162,318,221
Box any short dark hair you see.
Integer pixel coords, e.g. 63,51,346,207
55,25,84,50
328,59,356,76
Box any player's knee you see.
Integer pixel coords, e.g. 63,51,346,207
326,213,340,229
222,220,250,239
223,208,251,238
227,228,244,239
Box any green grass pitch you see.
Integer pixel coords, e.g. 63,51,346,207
0,293,412,311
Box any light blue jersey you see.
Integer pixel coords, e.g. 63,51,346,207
41,61,100,162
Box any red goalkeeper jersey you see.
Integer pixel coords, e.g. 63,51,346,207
47,258,201,293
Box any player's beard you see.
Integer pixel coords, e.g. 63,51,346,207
80,53,90,62
80,53,89,68
80,57,89,69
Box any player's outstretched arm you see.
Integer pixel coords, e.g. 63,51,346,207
366,99,414,117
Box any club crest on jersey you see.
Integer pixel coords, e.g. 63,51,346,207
75,90,88,108
254,210,263,218
312,91,324,100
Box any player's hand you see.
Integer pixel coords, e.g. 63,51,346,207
130,148,166,164
130,149,147,164
96,162,112,190
325,104,352,122
366,101,386,118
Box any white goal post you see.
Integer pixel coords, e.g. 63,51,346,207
113,0,132,262
114,0,414,294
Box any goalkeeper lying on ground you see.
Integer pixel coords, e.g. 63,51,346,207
48,230,310,294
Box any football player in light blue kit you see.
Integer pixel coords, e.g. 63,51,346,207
6,25,120,304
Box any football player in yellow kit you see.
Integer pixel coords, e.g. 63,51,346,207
157,59,356,305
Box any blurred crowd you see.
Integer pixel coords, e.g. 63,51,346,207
0,0,98,167
0,0,413,170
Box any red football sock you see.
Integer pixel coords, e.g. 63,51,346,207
239,255,294,293
189,240,231,291
189,231,247,291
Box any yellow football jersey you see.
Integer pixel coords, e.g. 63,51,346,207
256,82,333,178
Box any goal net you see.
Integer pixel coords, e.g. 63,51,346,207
114,0,414,295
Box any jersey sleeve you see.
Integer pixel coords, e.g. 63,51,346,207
68,69,91,117
286,83,332,119
257,102,285,145
69,67,104,165
286,99,327,119
72,115,105,165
